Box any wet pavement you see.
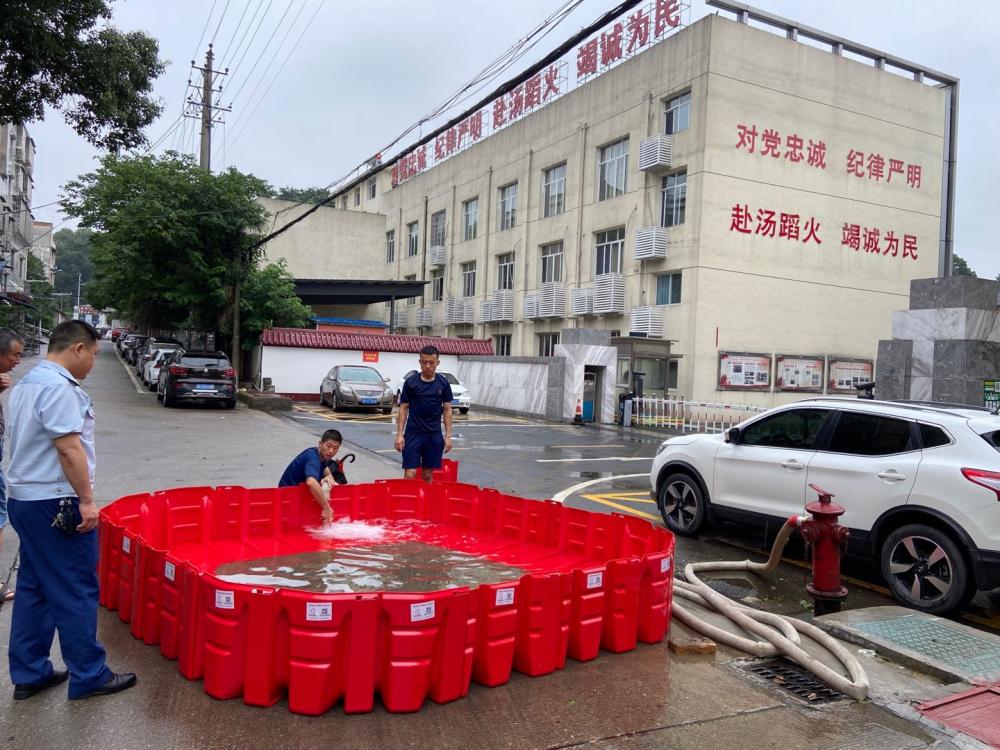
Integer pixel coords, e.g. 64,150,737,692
0,344,991,749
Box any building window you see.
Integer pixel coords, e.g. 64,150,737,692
595,227,625,276
404,274,417,305
463,197,478,240
540,241,563,283
496,252,515,290
494,334,511,357
461,261,476,297
661,172,686,227
407,222,419,257
537,333,559,357
664,92,691,135
354,187,361,206
385,230,395,263
368,178,377,200
655,272,682,305
431,268,444,302
597,138,628,201
430,210,447,248
498,182,517,230
542,163,566,218
667,360,679,390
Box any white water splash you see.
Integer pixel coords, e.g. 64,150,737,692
216,573,310,588
307,520,389,542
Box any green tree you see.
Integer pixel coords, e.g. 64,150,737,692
25,253,61,329
235,259,312,351
61,152,274,343
0,1,165,151
952,254,977,277
52,227,95,303
274,186,331,204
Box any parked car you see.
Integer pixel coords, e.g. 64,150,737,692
116,332,135,354
123,335,149,364
142,347,179,387
398,370,473,414
111,328,127,341
649,397,1000,615
135,338,182,378
319,365,394,414
157,350,237,408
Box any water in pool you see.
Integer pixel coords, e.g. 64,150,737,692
214,540,526,593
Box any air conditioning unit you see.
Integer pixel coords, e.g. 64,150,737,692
638,134,672,173
392,308,409,329
570,287,593,316
444,298,460,325
593,273,625,314
429,245,447,267
491,289,514,321
416,307,433,327
478,299,494,324
14,146,24,164
523,293,538,319
538,282,565,318
634,226,668,260
629,305,664,338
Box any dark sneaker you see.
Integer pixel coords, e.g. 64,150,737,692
69,672,137,700
13,669,70,700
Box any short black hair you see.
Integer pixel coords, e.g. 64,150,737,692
48,320,99,353
320,429,342,444
419,345,440,358
0,327,24,354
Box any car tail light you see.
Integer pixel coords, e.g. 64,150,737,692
169,365,189,376
223,368,236,378
961,468,1000,500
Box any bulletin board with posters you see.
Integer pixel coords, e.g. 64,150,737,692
775,354,825,392
827,358,874,393
718,352,772,391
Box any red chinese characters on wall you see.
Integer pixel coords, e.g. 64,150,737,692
844,149,921,188
735,124,827,170
577,0,679,81
730,203,822,245
841,222,918,259
493,64,565,129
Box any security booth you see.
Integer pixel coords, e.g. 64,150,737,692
611,335,682,399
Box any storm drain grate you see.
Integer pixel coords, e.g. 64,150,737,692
854,615,1000,676
743,658,847,705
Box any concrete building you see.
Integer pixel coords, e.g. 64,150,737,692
0,122,36,296
263,2,956,407
30,220,57,282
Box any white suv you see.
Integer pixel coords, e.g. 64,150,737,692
649,398,1000,615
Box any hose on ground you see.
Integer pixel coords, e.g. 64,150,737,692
671,520,869,701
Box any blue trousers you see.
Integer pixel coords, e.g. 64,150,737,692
8,498,112,697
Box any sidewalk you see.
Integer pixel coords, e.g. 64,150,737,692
0,343,989,749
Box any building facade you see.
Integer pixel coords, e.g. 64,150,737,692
0,122,35,296
30,220,57,282
268,7,954,406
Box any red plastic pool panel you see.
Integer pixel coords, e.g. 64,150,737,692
98,479,675,714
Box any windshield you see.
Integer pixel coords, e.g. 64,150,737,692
439,372,460,385
181,356,230,368
339,367,383,383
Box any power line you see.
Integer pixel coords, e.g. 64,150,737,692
191,0,219,65
218,0,254,68
220,0,267,72
210,0,233,44
225,0,276,85
224,0,297,107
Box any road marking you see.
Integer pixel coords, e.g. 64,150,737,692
581,493,660,521
550,473,648,504
117,351,148,395
535,456,652,463
596,491,655,504
550,444,626,449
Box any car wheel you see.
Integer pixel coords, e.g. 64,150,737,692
880,524,973,615
163,389,175,408
330,393,338,412
657,472,707,536
381,406,392,415
149,381,157,392
459,407,469,415
224,399,236,410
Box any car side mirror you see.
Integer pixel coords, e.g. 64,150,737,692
384,377,391,382
726,427,742,444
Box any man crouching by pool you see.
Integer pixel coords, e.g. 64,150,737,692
279,429,342,523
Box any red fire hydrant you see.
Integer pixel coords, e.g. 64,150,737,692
790,484,849,616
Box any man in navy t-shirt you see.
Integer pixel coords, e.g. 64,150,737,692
279,429,342,522
395,345,453,482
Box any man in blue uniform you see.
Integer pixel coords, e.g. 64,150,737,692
279,429,342,523
395,345,453,482
7,320,136,700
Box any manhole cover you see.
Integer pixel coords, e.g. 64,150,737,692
854,615,1000,676
741,658,846,704
918,685,1000,747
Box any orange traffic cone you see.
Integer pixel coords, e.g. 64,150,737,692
573,398,584,426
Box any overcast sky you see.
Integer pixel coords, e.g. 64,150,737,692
28,0,999,277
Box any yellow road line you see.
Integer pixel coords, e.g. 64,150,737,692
581,493,660,521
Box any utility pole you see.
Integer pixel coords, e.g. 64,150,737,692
183,46,230,172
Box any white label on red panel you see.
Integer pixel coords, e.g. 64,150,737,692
164,561,176,581
661,557,672,574
306,602,332,622
495,587,515,607
122,536,131,554
215,590,235,610
587,572,603,589
410,601,435,622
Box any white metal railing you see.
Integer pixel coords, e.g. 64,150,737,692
626,396,766,432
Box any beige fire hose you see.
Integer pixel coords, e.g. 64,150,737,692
671,519,870,701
